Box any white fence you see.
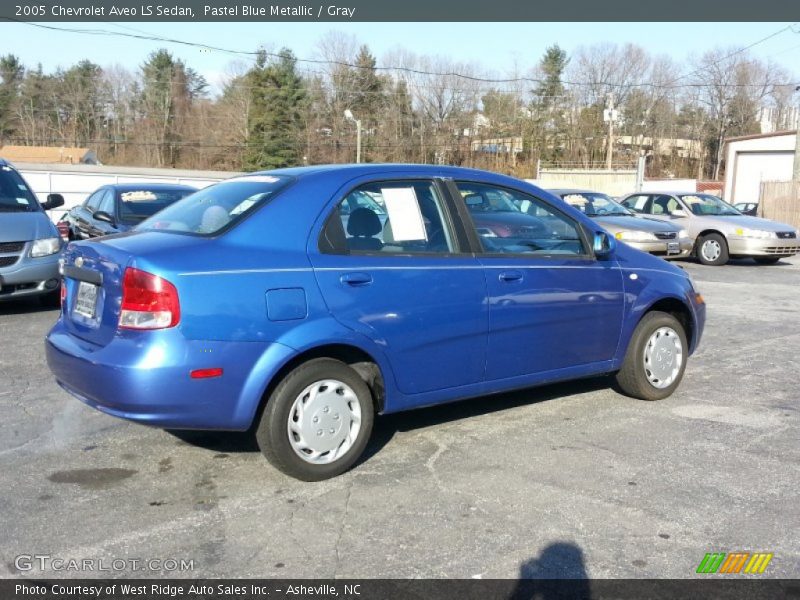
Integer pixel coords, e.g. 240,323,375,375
16,163,237,221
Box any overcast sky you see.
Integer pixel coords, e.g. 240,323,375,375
3,21,799,93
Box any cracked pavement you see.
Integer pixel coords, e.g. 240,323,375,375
1,258,799,579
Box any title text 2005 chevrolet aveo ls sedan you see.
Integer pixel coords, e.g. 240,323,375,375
46,165,706,481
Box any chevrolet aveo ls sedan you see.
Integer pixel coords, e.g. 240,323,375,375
46,165,706,481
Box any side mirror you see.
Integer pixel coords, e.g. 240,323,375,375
593,231,616,258
93,210,115,225
670,208,688,218
42,193,65,210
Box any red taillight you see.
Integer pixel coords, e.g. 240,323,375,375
119,267,180,330
60,281,66,306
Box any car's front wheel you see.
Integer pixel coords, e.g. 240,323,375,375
615,311,688,401
256,358,375,481
696,233,728,266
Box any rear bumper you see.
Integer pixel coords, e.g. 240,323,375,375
0,252,61,301
727,237,799,257
626,238,693,259
45,320,292,430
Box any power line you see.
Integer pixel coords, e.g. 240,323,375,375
4,18,799,91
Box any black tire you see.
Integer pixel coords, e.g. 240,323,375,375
753,256,781,265
696,233,729,266
615,311,689,401
256,358,375,481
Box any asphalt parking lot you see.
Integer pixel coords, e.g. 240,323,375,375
1,257,798,580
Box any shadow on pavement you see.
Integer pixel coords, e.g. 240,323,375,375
509,542,592,599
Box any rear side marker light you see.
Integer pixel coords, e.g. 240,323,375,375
119,267,181,330
190,368,223,379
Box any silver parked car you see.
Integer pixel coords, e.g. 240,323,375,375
547,189,692,259
619,191,799,266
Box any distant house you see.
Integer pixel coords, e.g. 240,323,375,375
0,145,100,165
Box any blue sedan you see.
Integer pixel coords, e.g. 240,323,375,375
62,183,197,240
46,165,706,481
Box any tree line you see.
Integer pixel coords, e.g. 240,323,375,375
0,32,796,179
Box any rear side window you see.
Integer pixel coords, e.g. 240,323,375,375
136,176,291,235
117,188,195,224
0,166,39,212
321,180,456,254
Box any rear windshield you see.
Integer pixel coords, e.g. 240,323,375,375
0,166,40,213
118,188,196,224
135,175,292,235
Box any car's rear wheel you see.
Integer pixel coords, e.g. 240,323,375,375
256,358,374,481
696,233,728,266
753,256,781,265
615,311,688,401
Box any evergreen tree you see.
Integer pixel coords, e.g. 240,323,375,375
0,55,24,140
243,48,306,170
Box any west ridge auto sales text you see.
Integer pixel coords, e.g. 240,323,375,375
17,583,359,596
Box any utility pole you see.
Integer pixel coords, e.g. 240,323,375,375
604,93,615,170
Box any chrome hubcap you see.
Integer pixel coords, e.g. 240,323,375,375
701,239,721,262
643,327,683,389
287,379,361,465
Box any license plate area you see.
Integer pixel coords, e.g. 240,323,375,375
74,281,99,319
666,241,680,255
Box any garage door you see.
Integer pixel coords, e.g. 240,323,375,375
733,151,794,204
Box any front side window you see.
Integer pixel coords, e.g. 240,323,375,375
457,182,586,256
85,191,103,212
324,180,455,254
98,189,115,215
136,175,291,235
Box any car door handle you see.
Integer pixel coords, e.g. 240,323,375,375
340,272,373,286
498,270,523,283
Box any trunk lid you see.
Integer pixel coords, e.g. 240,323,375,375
61,231,206,347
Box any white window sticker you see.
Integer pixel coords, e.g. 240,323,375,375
381,187,427,242
16,197,29,205
120,191,157,202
